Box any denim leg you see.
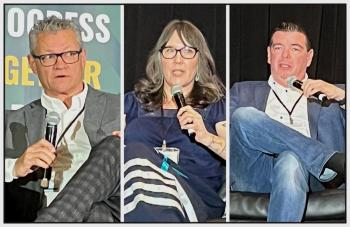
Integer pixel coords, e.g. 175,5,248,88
230,115,273,192
231,107,336,181
268,151,309,222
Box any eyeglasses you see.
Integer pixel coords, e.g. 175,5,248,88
32,49,83,67
159,46,199,59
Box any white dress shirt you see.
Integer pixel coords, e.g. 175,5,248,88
265,75,311,138
5,83,92,205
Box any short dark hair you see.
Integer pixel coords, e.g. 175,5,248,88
269,22,311,50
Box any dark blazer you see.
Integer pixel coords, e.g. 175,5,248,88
230,81,345,190
4,85,120,222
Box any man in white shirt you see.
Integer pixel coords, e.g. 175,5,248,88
5,16,120,222
230,22,345,222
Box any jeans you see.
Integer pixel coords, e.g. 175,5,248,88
230,107,337,222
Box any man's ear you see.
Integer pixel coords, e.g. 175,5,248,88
267,46,271,64
306,49,314,67
27,54,38,74
80,48,87,66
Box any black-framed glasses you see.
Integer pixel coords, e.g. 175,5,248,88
32,49,83,67
159,46,199,59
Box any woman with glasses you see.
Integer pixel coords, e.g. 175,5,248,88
124,19,226,222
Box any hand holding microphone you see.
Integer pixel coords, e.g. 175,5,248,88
12,111,60,187
13,112,59,183
172,85,214,145
40,111,60,188
13,139,56,179
287,76,346,104
171,85,196,138
302,79,345,103
287,76,328,102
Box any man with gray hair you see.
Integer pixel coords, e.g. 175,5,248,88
5,16,121,222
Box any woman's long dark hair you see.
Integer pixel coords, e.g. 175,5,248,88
135,19,225,112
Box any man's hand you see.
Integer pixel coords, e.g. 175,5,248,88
13,139,56,178
112,131,121,138
111,114,125,138
302,79,345,101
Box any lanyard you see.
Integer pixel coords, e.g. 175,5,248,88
160,107,175,149
48,104,86,148
159,107,189,179
272,90,303,125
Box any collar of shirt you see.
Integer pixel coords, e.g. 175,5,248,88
266,75,311,138
268,74,308,105
41,82,89,114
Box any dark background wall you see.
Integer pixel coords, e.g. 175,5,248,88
124,5,226,93
230,4,346,86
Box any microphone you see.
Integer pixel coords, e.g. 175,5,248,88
287,76,328,102
40,111,60,189
171,85,196,138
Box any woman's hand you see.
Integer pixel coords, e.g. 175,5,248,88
302,79,345,101
177,106,226,159
177,105,211,145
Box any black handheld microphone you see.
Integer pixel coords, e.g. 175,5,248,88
171,85,196,138
40,111,60,189
287,76,328,102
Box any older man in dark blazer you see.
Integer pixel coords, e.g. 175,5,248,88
5,16,120,222
230,22,345,222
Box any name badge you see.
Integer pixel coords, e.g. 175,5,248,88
154,147,180,164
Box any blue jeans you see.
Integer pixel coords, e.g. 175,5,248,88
230,107,337,222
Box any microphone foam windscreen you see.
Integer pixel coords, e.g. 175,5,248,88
46,111,60,125
287,76,297,89
171,84,183,96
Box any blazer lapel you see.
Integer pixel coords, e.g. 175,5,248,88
307,100,321,139
84,86,106,146
255,83,270,112
25,101,46,145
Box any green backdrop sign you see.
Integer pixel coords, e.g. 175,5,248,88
4,4,121,110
